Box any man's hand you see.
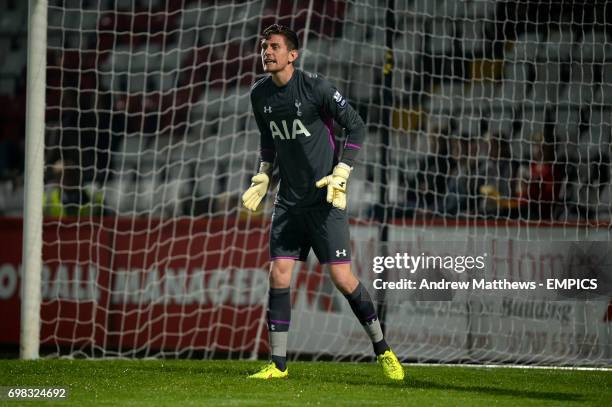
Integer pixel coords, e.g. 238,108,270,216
242,162,272,212
315,163,351,210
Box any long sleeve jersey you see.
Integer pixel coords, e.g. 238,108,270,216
250,69,366,209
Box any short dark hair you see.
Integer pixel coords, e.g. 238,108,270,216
262,24,299,50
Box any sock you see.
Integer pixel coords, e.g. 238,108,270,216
267,287,290,371
373,338,389,356
344,282,390,356
271,355,286,372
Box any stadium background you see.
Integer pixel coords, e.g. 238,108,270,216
0,0,610,366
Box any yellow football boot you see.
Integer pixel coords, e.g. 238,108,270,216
377,349,405,381
247,362,288,379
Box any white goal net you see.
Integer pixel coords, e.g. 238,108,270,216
29,0,612,365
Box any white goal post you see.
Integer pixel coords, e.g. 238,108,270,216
21,0,47,360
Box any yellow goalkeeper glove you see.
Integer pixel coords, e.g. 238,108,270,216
315,163,351,210
242,162,272,212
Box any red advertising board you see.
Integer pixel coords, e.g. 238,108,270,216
0,217,270,353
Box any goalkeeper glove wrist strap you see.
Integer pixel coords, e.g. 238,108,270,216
337,162,352,173
258,161,272,176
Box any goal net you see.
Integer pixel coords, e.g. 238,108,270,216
31,0,611,365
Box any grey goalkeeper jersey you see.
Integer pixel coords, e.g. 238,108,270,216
250,69,366,209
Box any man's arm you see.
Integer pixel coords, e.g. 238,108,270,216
242,90,276,212
314,77,366,209
251,90,276,166
316,77,366,167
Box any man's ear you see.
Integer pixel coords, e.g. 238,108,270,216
288,49,298,64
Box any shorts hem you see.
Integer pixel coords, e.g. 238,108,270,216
320,260,352,265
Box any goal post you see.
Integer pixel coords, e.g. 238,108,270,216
13,0,612,366
21,0,47,360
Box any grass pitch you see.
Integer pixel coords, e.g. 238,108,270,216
0,359,610,406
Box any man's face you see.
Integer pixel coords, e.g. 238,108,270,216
260,34,297,73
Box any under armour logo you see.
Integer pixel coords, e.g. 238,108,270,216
336,249,347,257
264,106,272,113
295,100,302,117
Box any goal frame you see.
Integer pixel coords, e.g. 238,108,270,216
21,0,48,360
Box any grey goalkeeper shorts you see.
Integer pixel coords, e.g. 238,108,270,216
269,202,352,264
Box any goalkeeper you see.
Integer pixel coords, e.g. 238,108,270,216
243,24,404,381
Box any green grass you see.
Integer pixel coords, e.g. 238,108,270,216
0,360,610,406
